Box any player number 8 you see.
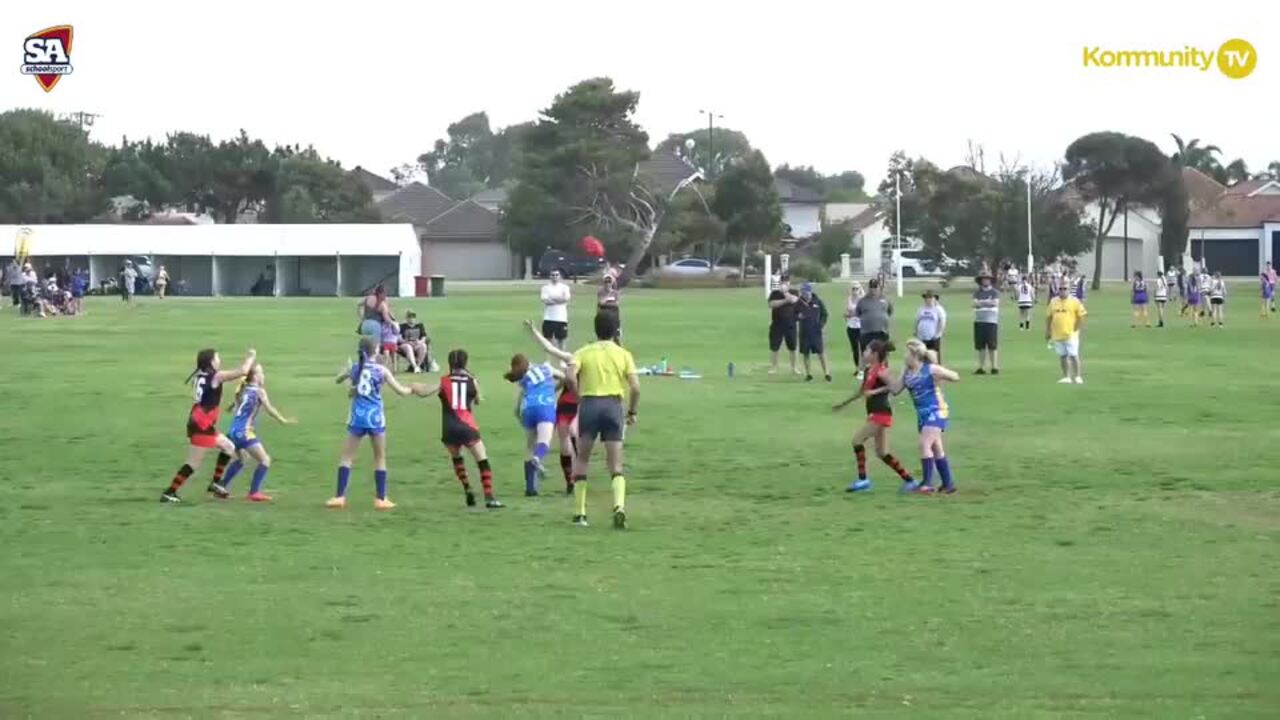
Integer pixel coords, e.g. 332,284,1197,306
357,369,374,397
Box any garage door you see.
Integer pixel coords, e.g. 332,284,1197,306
422,240,513,280
1192,238,1258,276
1099,238,1143,281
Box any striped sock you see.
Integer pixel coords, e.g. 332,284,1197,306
853,444,868,480
211,452,232,484
881,454,914,482
451,456,470,491
478,459,493,498
168,464,193,492
560,454,574,487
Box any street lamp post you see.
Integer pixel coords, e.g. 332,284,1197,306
699,110,723,179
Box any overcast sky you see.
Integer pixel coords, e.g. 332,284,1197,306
4,1,1276,187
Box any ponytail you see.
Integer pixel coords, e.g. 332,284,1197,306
186,348,217,384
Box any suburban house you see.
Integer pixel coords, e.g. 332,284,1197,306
774,178,823,239
1187,174,1280,275
360,174,516,280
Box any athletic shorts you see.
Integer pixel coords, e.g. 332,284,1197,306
1052,334,1080,358
768,322,797,352
578,396,625,443
799,331,824,356
348,425,386,438
521,404,557,430
918,412,949,432
541,320,568,342
924,338,942,356
973,322,998,351
1263,287,1275,300
1187,295,1200,306
1018,302,1033,310
187,407,221,447
442,418,481,449
381,342,398,354
1132,294,1148,305
556,404,578,426
1210,297,1224,306
868,412,893,428
229,430,261,451
1156,297,1168,304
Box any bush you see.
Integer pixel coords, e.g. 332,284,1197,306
785,258,831,283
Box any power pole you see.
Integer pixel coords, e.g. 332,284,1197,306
699,110,723,180
61,111,100,131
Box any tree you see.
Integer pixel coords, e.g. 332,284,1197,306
413,112,530,199
1170,134,1224,184
825,170,867,202
712,150,783,272
655,127,752,179
1223,158,1251,185
1063,132,1171,289
263,147,380,223
502,77,651,265
0,109,109,223
103,138,174,217
1157,167,1190,267
774,164,825,194
205,130,275,223
814,221,855,267
876,151,927,245
1263,161,1280,180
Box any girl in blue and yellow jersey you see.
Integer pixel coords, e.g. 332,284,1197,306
505,353,568,497
832,340,920,494
161,347,256,504
214,364,295,502
893,338,961,494
327,337,419,511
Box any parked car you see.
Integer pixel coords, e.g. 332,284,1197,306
658,257,740,277
536,249,606,279
884,248,960,278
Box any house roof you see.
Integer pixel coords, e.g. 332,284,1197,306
845,205,882,232
1190,193,1280,228
774,178,824,204
637,152,701,195
469,186,509,206
421,200,499,239
350,166,399,193
1182,167,1227,204
1222,177,1270,196
377,182,456,225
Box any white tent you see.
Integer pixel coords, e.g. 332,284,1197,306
1,224,420,297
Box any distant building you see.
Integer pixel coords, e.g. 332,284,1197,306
774,178,823,239
1187,172,1280,275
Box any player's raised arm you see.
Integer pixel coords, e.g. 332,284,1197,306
524,319,574,362
216,348,257,384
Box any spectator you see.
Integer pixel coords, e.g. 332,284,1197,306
69,268,88,315
357,285,393,340
398,310,435,373
972,272,1000,375
915,289,948,363
796,282,831,382
767,273,800,375
121,261,137,304
155,265,170,299
6,258,22,307
540,269,571,349
843,280,865,369
1046,281,1087,384
597,274,621,343
379,321,402,369
854,277,894,365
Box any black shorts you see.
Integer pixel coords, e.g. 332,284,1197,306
541,320,568,342
924,337,943,357
441,418,481,449
846,327,861,353
973,322,998,351
578,397,625,443
858,331,889,352
1210,297,1224,306
769,322,797,352
799,331,824,356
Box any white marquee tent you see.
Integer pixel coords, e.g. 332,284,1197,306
2,224,421,297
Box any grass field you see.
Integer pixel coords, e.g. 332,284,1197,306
1,282,1277,719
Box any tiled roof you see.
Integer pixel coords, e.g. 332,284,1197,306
1182,167,1226,204
422,200,499,239
1189,193,1280,228
376,182,455,225
637,152,701,195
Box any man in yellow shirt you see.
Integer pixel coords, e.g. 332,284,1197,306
1045,282,1088,385
526,312,640,529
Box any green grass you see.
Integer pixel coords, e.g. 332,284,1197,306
1,283,1277,719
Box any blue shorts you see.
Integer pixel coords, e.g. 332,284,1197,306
918,413,949,432
348,425,386,438
230,430,261,451
521,404,557,430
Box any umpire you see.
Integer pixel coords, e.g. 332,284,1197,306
571,311,641,530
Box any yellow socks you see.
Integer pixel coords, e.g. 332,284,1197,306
612,474,626,511
574,481,588,517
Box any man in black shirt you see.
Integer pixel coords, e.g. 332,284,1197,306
398,310,435,373
796,282,832,382
767,274,801,375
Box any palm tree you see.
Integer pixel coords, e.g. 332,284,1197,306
1223,158,1251,185
1170,134,1225,182
1262,161,1280,181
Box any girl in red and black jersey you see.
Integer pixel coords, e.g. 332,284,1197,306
553,372,580,495
831,340,919,493
413,349,503,510
161,347,256,503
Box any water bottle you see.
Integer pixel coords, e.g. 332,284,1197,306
727,362,735,378
659,357,668,374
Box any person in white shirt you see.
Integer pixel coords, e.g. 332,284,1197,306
539,269,571,349
843,281,865,370
1016,276,1036,330
1208,271,1227,327
914,289,948,362
1154,271,1169,328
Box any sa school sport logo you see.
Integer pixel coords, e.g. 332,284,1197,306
21,25,74,92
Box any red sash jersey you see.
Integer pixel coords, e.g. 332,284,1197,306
187,370,223,447
863,363,893,427
556,386,578,425
438,371,481,448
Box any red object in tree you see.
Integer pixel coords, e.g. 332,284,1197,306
580,235,605,258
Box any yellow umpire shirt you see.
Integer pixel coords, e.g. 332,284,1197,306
573,341,637,398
